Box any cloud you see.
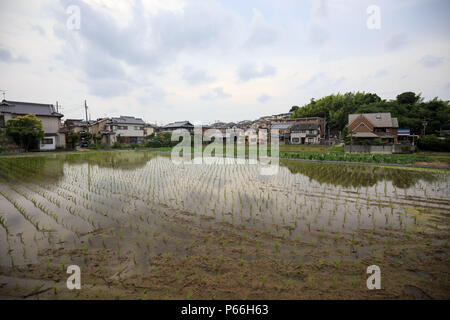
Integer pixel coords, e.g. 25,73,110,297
371,69,389,78
307,0,329,46
137,86,167,105
299,73,346,93
385,33,408,51
258,94,271,103
419,54,444,68
182,67,216,85
31,24,46,36
201,87,231,100
237,63,276,82
53,0,237,98
0,48,29,63
245,9,279,48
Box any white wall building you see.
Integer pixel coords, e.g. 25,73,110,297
0,100,65,150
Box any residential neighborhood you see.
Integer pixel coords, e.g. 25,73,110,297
0,97,445,155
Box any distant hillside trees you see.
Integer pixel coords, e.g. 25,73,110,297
290,91,450,135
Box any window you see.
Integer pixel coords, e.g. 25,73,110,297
292,138,299,143
118,126,128,130
376,114,381,119
42,138,53,145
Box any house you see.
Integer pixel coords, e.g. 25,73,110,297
0,99,65,150
287,117,326,139
258,112,293,122
63,119,93,134
271,123,294,144
290,123,322,144
88,118,116,145
107,116,145,144
159,121,194,134
347,113,399,144
144,123,156,137
398,129,418,145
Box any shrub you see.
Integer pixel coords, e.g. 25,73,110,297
6,114,44,151
112,142,123,149
418,135,450,152
66,132,80,150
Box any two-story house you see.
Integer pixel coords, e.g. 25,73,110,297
347,113,399,144
290,123,322,144
106,116,145,144
0,99,65,150
159,121,194,134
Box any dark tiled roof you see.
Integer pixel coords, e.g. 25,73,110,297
0,100,63,118
162,121,194,128
291,123,320,131
109,116,145,125
271,123,294,130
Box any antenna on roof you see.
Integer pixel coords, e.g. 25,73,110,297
0,90,6,100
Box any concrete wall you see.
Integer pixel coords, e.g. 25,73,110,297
40,136,56,150
112,125,144,137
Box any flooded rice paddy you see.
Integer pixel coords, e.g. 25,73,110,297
0,151,449,299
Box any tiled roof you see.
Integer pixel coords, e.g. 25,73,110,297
291,123,320,131
0,100,63,118
351,132,379,138
109,116,145,125
348,113,398,128
271,123,294,130
162,121,194,128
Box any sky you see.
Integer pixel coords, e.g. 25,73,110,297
0,0,449,125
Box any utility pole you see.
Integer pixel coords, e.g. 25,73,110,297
422,119,428,137
84,100,88,123
56,101,59,113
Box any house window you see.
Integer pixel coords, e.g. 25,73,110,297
118,126,128,130
42,138,53,145
292,138,299,143
376,114,381,119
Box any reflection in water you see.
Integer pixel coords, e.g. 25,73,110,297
0,151,449,268
280,160,443,188
0,156,64,184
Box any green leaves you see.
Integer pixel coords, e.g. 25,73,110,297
6,114,44,151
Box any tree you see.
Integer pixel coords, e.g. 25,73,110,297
290,91,449,135
66,132,80,150
396,92,422,105
6,114,44,151
289,106,299,112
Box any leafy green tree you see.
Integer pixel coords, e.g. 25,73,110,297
396,92,422,105
66,132,80,150
290,91,449,135
6,114,44,151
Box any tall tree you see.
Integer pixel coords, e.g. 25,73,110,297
6,114,44,151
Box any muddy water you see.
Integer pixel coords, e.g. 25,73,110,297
0,151,449,299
